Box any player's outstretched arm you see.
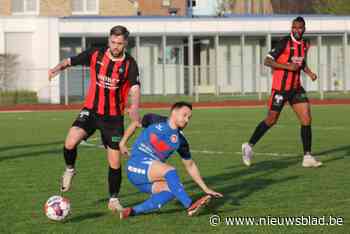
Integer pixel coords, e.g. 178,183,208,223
48,58,71,81
119,121,141,156
182,159,223,198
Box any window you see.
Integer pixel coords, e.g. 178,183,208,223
162,0,171,7
12,0,39,15
72,0,99,15
188,0,196,7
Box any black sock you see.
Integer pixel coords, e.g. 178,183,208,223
109,167,122,198
301,125,312,154
63,147,77,168
248,121,271,145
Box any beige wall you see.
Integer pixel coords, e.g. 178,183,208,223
100,0,137,16
232,0,273,14
40,0,71,16
0,0,11,16
1,0,186,17
138,0,186,16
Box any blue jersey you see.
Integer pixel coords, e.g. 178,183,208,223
130,113,191,162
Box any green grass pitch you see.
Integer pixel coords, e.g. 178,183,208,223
0,105,349,233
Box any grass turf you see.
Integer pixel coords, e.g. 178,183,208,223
0,105,349,233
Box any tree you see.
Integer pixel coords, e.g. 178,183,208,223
218,0,273,15
312,0,350,15
0,54,19,91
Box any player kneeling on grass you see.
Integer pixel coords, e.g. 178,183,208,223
118,102,223,219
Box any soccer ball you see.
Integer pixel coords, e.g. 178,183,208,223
44,195,71,221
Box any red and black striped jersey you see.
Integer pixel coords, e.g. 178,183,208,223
70,47,140,117
267,33,310,91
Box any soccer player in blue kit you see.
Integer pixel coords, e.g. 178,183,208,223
118,102,223,219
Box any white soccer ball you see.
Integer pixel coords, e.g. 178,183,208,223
44,195,71,221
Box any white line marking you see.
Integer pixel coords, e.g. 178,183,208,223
79,141,298,157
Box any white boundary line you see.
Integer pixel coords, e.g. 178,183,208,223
79,141,298,157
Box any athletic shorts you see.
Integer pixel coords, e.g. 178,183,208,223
72,108,124,150
126,157,154,194
267,87,309,112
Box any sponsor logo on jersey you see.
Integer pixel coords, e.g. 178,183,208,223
155,124,163,131
170,134,178,143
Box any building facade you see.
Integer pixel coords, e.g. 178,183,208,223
1,2,350,103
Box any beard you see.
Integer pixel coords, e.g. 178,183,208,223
110,49,124,58
292,31,304,41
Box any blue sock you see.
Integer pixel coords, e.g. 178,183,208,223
164,169,192,208
133,191,174,214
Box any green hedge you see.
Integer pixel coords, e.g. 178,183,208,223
0,90,38,105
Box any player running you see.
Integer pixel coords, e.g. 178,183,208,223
242,16,322,168
118,102,223,219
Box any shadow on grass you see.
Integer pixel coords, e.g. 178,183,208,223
0,149,62,162
67,212,107,223
0,141,62,152
315,145,350,157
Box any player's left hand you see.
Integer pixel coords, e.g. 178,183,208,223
119,143,129,156
205,188,223,198
309,72,317,81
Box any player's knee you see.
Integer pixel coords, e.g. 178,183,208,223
265,117,278,126
164,166,176,174
265,112,279,126
152,182,170,193
302,116,312,125
64,140,77,150
109,160,121,169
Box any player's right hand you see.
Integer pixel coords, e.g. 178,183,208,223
205,188,223,198
48,69,58,81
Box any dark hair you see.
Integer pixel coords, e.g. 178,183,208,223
110,25,129,39
170,101,192,111
293,16,305,26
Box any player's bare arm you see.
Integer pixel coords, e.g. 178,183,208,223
264,57,298,72
128,85,141,123
48,58,71,81
119,121,141,156
181,159,223,198
303,65,317,81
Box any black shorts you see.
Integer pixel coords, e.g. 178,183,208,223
268,87,309,112
72,108,124,150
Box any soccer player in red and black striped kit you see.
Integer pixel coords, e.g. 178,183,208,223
242,17,322,168
48,25,141,211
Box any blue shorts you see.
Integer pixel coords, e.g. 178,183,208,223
126,158,154,194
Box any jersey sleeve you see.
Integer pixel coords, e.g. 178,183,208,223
141,113,168,128
266,37,289,60
177,131,191,160
127,57,140,87
70,48,96,66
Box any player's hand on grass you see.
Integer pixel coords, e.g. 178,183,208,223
204,188,223,198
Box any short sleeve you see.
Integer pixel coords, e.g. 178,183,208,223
267,37,289,60
141,113,167,128
127,57,140,87
70,48,97,66
177,131,191,160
